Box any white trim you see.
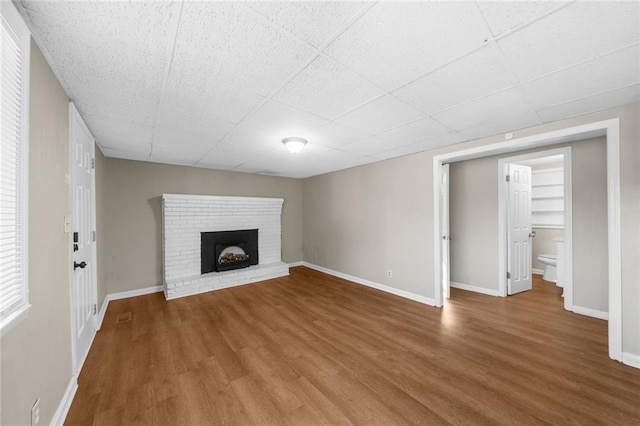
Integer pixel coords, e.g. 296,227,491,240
96,297,109,331
303,262,435,306
0,304,30,337
288,261,304,267
162,193,284,203
622,352,640,370
433,118,622,362
108,285,164,301
572,305,609,321
605,121,622,362
450,282,500,297
50,376,78,426
532,268,545,275
531,167,564,174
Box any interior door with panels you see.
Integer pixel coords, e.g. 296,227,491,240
70,103,97,373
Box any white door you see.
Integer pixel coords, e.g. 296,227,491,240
440,164,451,299
70,104,96,372
507,164,533,295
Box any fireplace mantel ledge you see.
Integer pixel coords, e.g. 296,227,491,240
162,194,284,205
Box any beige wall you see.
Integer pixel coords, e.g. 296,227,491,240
448,156,497,289
448,137,608,313
95,147,108,307
1,40,72,426
303,154,430,295
532,228,564,271
302,103,639,355
102,159,303,294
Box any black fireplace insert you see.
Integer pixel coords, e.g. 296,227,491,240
201,229,258,273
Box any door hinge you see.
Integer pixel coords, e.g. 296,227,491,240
93,304,97,315
505,175,510,182
92,231,96,242
507,271,511,279
91,158,95,169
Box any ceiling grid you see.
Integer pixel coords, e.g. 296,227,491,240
17,0,640,178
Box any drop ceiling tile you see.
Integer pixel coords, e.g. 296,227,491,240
245,1,368,48
197,143,257,170
368,144,424,161
273,56,383,119
21,1,178,60
375,118,452,147
498,1,640,82
24,9,165,109
521,44,640,110
101,145,151,162
268,143,333,160
83,115,155,149
234,152,317,176
149,145,208,166
459,112,542,141
163,64,266,125
538,83,640,123
319,155,378,174
324,2,491,90
341,136,396,155
372,132,468,160
433,88,532,131
421,132,468,151
392,45,515,115
153,106,236,151
301,122,370,149
477,1,568,38
311,149,360,165
172,1,316,98
335,95,424,135
225,100,329,152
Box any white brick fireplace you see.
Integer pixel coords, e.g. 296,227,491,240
162,194,289,299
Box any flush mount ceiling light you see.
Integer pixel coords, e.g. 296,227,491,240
282,137,307,154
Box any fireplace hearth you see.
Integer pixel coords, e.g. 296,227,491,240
201,229,258,273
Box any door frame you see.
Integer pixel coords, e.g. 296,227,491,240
68,102,98,374
440,164,450,299
433,118,621,362
497,147,573,304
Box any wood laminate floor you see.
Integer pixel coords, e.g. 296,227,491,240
65,267,640,425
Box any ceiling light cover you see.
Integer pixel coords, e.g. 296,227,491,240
282,137,307,154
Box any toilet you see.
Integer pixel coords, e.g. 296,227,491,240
537,254,557,282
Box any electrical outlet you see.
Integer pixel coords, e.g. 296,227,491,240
386,270,392,278
31,398,40,426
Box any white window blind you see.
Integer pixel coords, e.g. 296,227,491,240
1,2,30,335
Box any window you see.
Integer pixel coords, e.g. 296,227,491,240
1,1,30,336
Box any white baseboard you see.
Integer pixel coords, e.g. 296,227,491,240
107,285,164,301
622,352,640,369
288,261,304,267
572,305,609,320
450,281,500,297
96,296,109,330
532,268,545,275
302,262,435,306
50,376,78,426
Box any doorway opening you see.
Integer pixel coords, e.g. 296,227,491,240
498,148,572,310
433,119,621,361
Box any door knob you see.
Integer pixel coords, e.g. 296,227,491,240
529,231,536,238
74,261,87,270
